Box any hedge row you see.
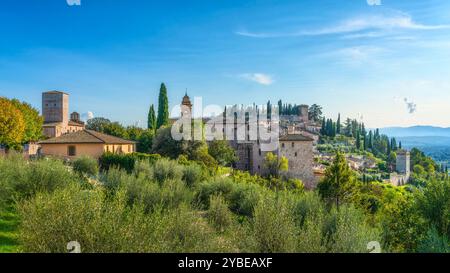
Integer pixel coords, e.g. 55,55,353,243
99,152,161,172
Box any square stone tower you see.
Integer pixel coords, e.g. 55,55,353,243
299,104,309,123
396,150,411,176
42,91,69,124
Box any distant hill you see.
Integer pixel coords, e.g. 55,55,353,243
378,126,450,166
379,126,450,137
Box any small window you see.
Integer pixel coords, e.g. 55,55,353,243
292,142,295,148
295,152,298,157
68,146,76,156
282,143,285,148
258,149,262,156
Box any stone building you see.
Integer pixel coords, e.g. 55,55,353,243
39,129,136,159
389,150,411,186
171,93,319,188
42,91,85,138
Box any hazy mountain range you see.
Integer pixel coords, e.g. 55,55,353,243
379,126,450,138
378,126,450,164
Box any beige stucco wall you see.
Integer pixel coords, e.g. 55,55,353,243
40,143,135,159
40,143,106,159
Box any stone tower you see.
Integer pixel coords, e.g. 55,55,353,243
42,91,69,124
299,104,309,122
396,150,411,176
70,112,80,123
181,92,192,118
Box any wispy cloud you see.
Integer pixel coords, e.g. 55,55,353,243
236,14,450,38
319,46,386,65
239,73,274,85
404,98,417,114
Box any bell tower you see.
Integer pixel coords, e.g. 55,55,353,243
181,91,192,118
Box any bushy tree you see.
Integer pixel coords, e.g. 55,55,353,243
86,117,111,132
0,97,25,149
318,151,358,208
308,104,323,122
264,152,288,178
10,99,43,142
208,140,237,167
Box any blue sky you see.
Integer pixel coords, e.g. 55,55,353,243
1,0,450,128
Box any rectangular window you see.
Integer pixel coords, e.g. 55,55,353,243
292,142,295,148
68,146,76,156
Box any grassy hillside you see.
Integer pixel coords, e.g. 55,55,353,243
0,207,20,253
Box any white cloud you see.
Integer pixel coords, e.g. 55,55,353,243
236,14,450,38
82,111,94,121
239,73,274,85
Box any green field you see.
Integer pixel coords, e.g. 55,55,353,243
0,207,20,253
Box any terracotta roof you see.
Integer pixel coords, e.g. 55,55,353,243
39,130,136,144
279,134,314,142
68,120,85,126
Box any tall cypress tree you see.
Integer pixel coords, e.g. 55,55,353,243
156,83,169,129
336,113,341,135
320,117,326,135
356,130,361,150
147,104,156,131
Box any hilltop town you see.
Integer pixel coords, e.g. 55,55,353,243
1,84,449,254
2,88,421,189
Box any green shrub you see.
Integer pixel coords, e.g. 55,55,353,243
197,177,265,217
133,160,154,180
99,152,161,173
417,227,450,253
196,177,236,208
227,182,263,217
152,159,183,184
297,216,328,253
326,205,381,253
293,191,325,227
251,196,297,253
72,156,99,177
0,153,79,204
182,163,204,188
100,167,133,193
207,195,233,232
18,185,229,253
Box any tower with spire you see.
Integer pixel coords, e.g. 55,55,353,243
181,90,192,118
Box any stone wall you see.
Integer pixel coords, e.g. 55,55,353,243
279,140,316,189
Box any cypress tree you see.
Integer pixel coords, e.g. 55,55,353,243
356,130,361,150
156,83,169,129
147,104,156,131
336,113,341,135
320,118,326,135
